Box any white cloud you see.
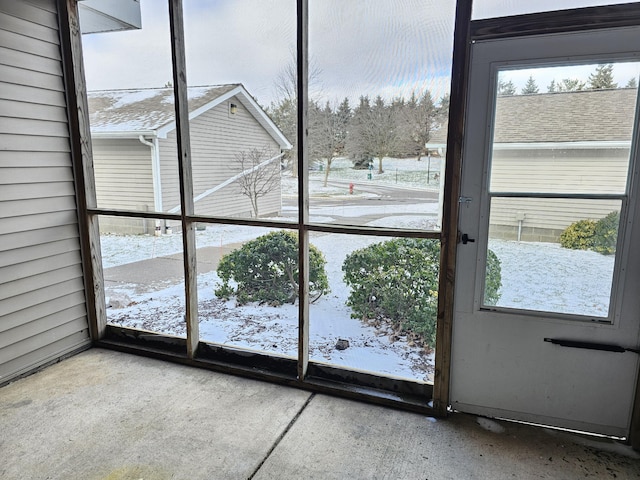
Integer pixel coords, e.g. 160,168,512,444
81,0,639,105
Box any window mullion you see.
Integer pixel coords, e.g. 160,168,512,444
168,0,199,358
297,0,310,380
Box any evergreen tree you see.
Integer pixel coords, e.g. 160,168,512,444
626,77,638,88
547,79,557,93
497,79,517,96
521,75,539,95
588,64,617,89
557,78,586,92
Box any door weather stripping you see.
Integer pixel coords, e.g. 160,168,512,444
544,338,640,354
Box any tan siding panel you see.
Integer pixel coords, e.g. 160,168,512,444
490,150,629,194
0,224,79,252
0,150,71,166
0,46,61,75
0,98,66,121
0,250,81,284
0,29,60,60
0,11,59,44
0,265,83,300
0,210,78,234
0,238,80,268
0,331,90,384
24,0,57,13
92,138,155,211
0,1,58,29
1,117,69,137
0,63,63,91
0,166,72,184
2,196,77,219
0,82,66,106
173,98,282,218
0,291,86,333
0,0,89,385
0,181,74,201
0,133,70,152
0,306,86,349
0,317,88,365
491,197,620,231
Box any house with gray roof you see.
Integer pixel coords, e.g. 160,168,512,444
429,88,635,241
89,84,292,234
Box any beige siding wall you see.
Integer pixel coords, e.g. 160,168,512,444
92,138,155,234
0,0,90,384
159,97,282,219
490,148,626,241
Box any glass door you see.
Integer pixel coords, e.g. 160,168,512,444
451,27,640,437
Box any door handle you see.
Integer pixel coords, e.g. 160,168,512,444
460,233,475,245
544,338,640,354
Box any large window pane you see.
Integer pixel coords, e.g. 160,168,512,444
309,232,437,383
306,0,453,231
100,215,186,337
197,225,297,359
82,2,181,217
183,1,296,222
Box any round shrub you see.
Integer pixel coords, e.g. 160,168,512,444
593,210,620,255
484,249,502,306
215,231,329,305
559,219,597,250
342,238,502,350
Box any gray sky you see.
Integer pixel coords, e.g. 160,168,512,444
81,1,639,106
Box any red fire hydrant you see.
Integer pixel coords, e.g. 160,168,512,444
349,183,354,195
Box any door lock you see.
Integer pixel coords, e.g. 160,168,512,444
460,233,475,244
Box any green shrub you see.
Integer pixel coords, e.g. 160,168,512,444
484,249,502,306
215,231,329,305
559,219,597,250
342,238,502,350
592,211,620,255
560,212,620,255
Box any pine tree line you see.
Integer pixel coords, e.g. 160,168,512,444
268,91,449,181
498,64,638,96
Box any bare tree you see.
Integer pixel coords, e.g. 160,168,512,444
234,147,281,218
348,95,399,174
269,51,323,178
309,100,350,186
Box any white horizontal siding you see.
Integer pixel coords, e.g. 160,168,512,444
490,149,629,195
0,0,90,385
92,138,155,213
159,97,282,217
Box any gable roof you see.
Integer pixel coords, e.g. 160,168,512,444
87,84,292,149
429,87,638,147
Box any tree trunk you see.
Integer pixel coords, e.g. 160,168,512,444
323,157,333,187
378,156,383,174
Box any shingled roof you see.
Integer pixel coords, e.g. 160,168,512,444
429,88,638,145
88,85,238,133
87,84,292,149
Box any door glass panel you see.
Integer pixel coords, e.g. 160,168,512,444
482,62,639,319
486,198,621,317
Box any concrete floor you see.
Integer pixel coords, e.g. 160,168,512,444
1,349,640,480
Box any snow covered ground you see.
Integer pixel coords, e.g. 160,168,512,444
101,157,615,384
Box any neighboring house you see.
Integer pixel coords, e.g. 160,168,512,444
428,88,635,241
88,84,292,234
